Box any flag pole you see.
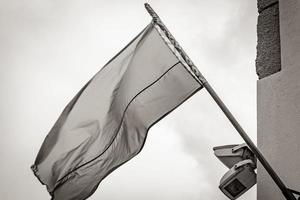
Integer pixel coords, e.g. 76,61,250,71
144,3,296,200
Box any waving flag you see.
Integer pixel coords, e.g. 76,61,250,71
32,22,202,200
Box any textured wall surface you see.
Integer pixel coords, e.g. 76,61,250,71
257,0,279,13
256,0,281,79
257,0,300,199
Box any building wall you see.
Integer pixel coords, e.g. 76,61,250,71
256,0,281,79
256,0,300,199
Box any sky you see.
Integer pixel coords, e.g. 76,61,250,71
0,0,258,199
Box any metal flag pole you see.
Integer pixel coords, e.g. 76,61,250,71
144,3,296,200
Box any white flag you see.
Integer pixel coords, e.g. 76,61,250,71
32,23,202,200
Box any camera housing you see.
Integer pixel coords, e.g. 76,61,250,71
219,159,257,200
213,144,257,199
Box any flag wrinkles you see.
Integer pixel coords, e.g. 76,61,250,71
32,23,202,200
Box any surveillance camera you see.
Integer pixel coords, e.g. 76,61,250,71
219,159,257,200
213,143,256,169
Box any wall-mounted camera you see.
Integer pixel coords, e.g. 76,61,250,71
213,143,257,199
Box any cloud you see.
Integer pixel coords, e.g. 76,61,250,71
162,1,257,199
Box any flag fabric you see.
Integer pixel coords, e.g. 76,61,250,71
32,22,202,200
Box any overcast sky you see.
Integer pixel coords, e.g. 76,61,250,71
0,0,258,199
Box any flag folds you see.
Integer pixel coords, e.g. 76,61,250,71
32,22,202,200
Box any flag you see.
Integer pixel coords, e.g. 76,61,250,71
32,22,202,200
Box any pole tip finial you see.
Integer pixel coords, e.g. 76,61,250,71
144,3,158,21
144,3,152,12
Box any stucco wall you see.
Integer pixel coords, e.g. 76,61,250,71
257,0,300,199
